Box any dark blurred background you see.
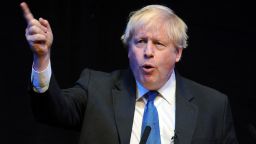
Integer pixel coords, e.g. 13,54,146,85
3,0,255,143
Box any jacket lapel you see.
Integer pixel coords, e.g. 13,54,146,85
175,73,198,144
112,70,136,144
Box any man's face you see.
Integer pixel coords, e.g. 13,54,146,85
128,24,183,90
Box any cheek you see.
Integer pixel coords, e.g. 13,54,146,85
128,49,138,69
128,46,136,58
158,53,176,70
128,48,141,63
128,48,134,61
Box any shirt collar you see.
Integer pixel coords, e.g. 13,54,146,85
135,71,176,104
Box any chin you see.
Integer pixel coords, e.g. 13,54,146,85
142,80,161,90
144,84,160,90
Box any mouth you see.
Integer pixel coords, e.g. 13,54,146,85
141,64,155,73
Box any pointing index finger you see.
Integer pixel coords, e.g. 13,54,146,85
20,2,34,22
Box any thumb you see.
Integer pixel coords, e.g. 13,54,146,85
39,17,52,32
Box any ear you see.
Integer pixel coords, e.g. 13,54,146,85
175,48,183,62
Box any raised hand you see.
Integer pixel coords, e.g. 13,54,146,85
20,2,53,71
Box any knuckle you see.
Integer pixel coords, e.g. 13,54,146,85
28,27,36,34
26,35,33,41
29,19,38,26
34,34,42,40
37,34,46,40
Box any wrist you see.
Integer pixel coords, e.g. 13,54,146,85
33,53,50,71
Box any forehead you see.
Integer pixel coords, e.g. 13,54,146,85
133,24,170,41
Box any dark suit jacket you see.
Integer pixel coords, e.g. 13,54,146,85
30,69,238,144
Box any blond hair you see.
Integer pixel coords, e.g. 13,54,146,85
121,5,188,48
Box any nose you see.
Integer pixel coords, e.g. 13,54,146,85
144,42,154,58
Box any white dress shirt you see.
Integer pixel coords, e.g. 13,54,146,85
31,62,51,93
130,73,176,144
31,62,176,143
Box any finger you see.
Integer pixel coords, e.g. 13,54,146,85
27,34,46,42
28,19,48,33
20,2,34,22
27,25,46,35
39,18,52,32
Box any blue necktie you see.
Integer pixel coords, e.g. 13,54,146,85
141,91,161,144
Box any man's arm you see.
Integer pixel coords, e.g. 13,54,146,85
21,2,86,130
21,2,52,94
20,2,53,72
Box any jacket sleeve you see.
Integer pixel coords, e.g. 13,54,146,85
29,69,91,131
222,96,239,144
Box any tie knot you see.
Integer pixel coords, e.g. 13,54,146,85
146,91,159,102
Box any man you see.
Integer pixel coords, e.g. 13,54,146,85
20,2,238,144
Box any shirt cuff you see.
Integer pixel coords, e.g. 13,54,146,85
31,61,52,93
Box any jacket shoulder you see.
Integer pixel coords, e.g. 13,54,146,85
178,75,228,103
76,68,129,87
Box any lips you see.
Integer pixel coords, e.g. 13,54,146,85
141,63,155,73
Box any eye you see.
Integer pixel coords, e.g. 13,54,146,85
135,39,146,44
134,38,147,48
154,41,166,49
155,41,163,46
